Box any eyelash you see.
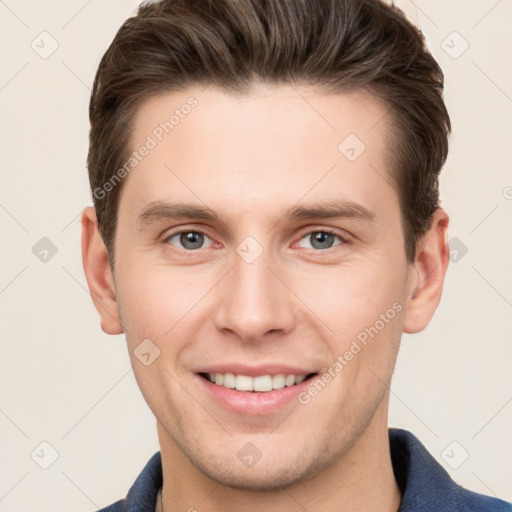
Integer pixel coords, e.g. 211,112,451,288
162,228,347,253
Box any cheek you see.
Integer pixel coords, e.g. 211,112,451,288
116,267,203,419
116,264,213,343
297,261,405,333
295,258,407,390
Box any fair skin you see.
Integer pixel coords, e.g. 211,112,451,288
82,84,449,512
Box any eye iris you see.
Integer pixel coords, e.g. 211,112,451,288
180,232,204,250
311,232,335,249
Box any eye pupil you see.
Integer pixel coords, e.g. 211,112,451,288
311,232,335,250
180,231,204,250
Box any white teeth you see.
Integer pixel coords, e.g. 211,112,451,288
235,375,253,391
285,374,296,387
223,372,236,388
205,372,310,392
272,373,285,389
253,375,273,392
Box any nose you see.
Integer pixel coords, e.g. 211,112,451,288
213,246,296,343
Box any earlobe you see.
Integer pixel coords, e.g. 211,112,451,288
81,206,124,335
403,208,450,334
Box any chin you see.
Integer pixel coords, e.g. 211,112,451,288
197,459,322,492
182,438,338,492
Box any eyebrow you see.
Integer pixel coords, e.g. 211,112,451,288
283,199,375,223
136,198,376,230
136,202,222,230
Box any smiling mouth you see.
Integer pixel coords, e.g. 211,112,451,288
198,372,318,393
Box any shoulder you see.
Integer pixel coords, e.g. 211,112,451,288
457,487,512,512
96,500,126,512
389,428,511,512
96,452,162,512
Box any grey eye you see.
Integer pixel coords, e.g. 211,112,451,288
167,231,213,250
298,231,343,250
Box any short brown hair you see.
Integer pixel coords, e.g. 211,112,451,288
87,0,451,270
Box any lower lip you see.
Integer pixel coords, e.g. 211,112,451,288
196,374,315,416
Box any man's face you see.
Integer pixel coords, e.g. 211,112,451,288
111,85,414,489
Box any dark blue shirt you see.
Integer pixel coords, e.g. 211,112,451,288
97,428,511,511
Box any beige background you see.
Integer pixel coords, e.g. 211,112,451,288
0,1,511,510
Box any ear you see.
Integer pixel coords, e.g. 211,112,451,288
81,206,124,335
403,208,450,334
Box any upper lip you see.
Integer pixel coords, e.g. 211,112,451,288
195,363,318,377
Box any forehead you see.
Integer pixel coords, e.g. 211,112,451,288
121,84,396,224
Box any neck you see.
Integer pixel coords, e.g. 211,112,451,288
157,406,401,512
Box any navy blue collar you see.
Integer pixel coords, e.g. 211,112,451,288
99,428,511,511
